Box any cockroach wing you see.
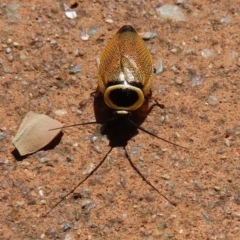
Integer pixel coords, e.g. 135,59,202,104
12,111,63,156
117,27,153,89
98,25,153,96
97,33,121,94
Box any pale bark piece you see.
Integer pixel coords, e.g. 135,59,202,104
12,111,63,156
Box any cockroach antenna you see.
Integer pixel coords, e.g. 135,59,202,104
45,112,188,216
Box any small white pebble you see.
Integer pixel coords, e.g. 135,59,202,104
155,58,163,74
81,199,92,207
81,33,89,41
64,233,73,240
170,48,178,53
40,200,46,205
105,18,113,23
82,163,94,175
6,47,12,53
64,3,77,19
233,212,240,218
157,5,186,22
175,78,183,85
40,233,45,239
142,32,157,40
54,109,67,116
38,189,44,197
201,49,215,58
65,10,77,19
162,174,170,180
13,41,19,47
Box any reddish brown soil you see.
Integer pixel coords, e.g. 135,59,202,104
1,1,240,239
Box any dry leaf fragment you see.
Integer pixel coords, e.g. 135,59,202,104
12,111,63,156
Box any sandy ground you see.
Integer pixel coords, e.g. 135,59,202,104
1,1,240,239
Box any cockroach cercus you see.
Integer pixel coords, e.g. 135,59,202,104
46,25,188,216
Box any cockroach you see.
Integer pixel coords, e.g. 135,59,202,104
45,25,188,216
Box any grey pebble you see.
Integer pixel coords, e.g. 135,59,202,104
45,227,56,236
62,223,71,232
142,32,157,40
39,157,50,163
49,39,57,46
0,132,7,142
93,145,103,153
207,95,218,105
69,65,82,74
158,221,167,230
190,75,203,87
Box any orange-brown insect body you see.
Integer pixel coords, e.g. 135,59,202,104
98,25,153,113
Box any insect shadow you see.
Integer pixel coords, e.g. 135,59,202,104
44,92,187,216
93,91,150,147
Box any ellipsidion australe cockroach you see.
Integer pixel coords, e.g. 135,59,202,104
98,25,153,113
46,25,188,215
